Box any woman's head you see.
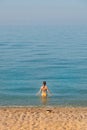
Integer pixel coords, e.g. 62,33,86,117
43,81,46,86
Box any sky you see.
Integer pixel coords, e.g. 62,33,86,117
0,0,87,25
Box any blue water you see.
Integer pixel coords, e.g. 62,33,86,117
0,25,87,106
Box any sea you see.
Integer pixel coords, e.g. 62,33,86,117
0,25,87,107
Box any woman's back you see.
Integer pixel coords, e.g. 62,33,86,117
41,85,48,97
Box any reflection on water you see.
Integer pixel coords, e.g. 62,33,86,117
41,96,48,105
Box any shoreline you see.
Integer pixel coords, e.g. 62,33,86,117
0,105,87,108
0,106,87,130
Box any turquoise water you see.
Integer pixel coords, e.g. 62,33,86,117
0,25,87,106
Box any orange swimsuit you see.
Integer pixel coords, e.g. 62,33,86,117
41,91,47,97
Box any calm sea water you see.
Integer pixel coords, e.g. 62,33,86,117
0,25,87,106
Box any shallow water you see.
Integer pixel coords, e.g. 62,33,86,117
0,25,87,106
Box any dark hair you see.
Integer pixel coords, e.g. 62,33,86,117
43,81,46,86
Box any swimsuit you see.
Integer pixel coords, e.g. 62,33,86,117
41,91,47,97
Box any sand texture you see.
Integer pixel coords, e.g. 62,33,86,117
0,107,87,130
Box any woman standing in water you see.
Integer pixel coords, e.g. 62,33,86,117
37,81,51,97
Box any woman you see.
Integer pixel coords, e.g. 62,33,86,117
37,81,51,97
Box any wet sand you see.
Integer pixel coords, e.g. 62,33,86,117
0,107,87,130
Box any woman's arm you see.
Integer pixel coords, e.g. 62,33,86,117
36,87,42,95
47,87,52,96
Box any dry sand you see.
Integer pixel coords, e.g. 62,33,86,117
0,107,87,130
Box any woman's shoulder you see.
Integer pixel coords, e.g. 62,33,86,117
45,86,48,89
41,86,43,89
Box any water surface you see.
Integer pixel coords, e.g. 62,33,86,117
0,25,87,106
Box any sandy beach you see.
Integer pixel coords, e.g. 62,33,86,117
0,107,87,130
